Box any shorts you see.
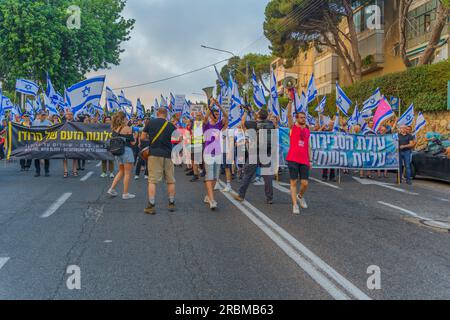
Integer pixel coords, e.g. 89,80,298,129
116,146,135,165
148,156,176,184
288,161,310,181
204,163,221,181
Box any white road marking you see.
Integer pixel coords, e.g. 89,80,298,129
0,257,10,270
378,201,421,218
40,193,72,218
96,162,102,167
436,197,450,203
104,240,113,244
219,181,371,300
80,171,94,182
310,177,342,190
277,181,291,187
273,182,290,194
353,177,419,195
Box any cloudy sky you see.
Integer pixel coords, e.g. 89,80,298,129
89,0,271,108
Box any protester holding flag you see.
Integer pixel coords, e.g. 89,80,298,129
286,100,312,215
32,111,53,177
398,125,416,185
107,111,136,200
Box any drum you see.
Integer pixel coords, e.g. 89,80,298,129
139,147,150,161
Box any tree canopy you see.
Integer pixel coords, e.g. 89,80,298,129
0,0,134,94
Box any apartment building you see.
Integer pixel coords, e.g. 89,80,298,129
271,0,449,95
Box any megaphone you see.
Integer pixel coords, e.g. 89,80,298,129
202,87,215,101
282,76,297,90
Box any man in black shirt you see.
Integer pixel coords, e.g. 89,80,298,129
234,108,275,204
141,108,177,214
398,125,416,185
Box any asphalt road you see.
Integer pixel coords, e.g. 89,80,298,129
0,159,449,300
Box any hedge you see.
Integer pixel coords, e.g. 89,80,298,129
320,59,450,115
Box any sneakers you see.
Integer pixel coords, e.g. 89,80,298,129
209,200,218,210
293,205,300,215
134,175,139,180
100,172,107,178
109,173,115,178
297,195,308,209
253,177,264,186
122,193,136,200
223,184,232,192
107,189,118,197
214,183,221,191
168,201,176,212
204,196,210,204
144,203,156,215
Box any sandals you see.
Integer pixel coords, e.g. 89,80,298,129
73,171,79,177
64,172,69,179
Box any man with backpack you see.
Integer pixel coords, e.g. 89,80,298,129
140,108,177,215
234,108,275,204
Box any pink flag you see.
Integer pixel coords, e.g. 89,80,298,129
373,98,394,133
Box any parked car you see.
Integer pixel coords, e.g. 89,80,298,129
411,139,450,182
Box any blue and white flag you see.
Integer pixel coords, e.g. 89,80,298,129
251,69,266,109
306,73,318,104
361,108,373,119
315,96,326,114
280,107,288,127
294,90,308,114
333,113,340,132
414,112,426,135
46,73,65,107
43,93,59,116
106,87,120,113
34,96,43,114
269,69,279,117
182,99,191,119
170,93,176,109
228,72,244,129
322,115,331,127
154,98,160,110
160,95,168,109
25,99,34,114
336,83,352,116
1,95,14,111
136,98,145,119
347,104,361,127
306,112,316,127
16,79,39,97
397,103,415,127
66,76,106,117
362,88,381,112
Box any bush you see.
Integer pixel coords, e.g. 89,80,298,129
318,59,450,116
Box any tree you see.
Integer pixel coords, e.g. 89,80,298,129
264,0,367,83
0,0,134,93
399,0,449,67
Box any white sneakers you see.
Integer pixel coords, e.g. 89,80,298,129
204,196,210,204
100,172,107,178
253,177,264,186
134,175,139,180
222,184,232,192
214,183,221,191
209,200,218,210
293,205,300,215
144,175,148,180
109,173,115,178
297,195,308,209
122,193,136,200
108,189,135,200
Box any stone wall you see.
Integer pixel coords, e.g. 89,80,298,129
416,111,450,149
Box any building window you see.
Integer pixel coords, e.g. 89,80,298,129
353,0,384,33
407,0,438,40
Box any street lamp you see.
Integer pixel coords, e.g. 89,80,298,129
201,44,250,103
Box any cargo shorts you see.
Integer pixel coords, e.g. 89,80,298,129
148,156,176,184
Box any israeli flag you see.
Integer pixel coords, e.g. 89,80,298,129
106,87,120,113
347,104,361,127
414,112,426,135
362,88,381,112
154,98,160,110
361,108,373,119
315,96,326,114
252,69,266,109
306,73,318,104
333,113,340,132
136,98,145,119
397,103,415,127
269,69,279,117
322,115,331,127
306,112,316,127
228,72,244,129
46,73,65,107
182,99,191,119
1,95,14,111
160,95,168,108
66,76,106,117
16,79,39,97
336,83,352,116
170,93,176,109
295,91,308,114
280,107,288,127
26,99,34,114
34,96,43,113
43,94,59,116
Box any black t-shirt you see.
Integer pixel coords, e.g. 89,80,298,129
143,118,176,159
398,133,414,151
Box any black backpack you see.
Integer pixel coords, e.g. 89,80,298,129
107,128,126,156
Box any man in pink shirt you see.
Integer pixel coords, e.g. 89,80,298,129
287,100,312,215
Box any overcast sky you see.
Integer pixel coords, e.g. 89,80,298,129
89,0,271,108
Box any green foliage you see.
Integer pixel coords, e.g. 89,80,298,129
0,0,134,94
320,60,450,115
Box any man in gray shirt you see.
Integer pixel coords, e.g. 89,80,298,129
32,111,53,177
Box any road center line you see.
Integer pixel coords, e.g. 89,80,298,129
219,181,371,300
40,193,72,218
353,177,418,195
378,201,424,219
310,177,342,190
273,182,290,194
80,171,94,182
0,257,10,270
